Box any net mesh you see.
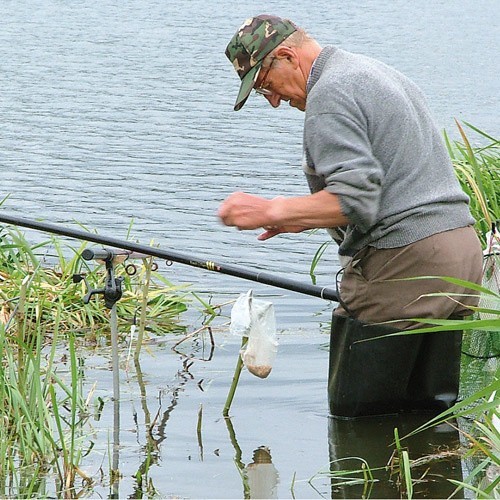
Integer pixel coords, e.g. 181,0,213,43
458,246,499,496
478,250,500,318
461,249,500,360
459,232,499,401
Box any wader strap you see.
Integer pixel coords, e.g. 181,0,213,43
335,267,356,318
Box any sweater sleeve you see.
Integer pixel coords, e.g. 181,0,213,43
304,111,383,233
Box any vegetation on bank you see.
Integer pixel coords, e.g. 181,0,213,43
427,122,499,499
447,121,500,244
0,224,188,339
0,225,188,496
377,122,500,498
310,121,500,498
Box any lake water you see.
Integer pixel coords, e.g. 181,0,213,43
1,0,498,497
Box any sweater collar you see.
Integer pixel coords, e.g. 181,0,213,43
306,45,336,94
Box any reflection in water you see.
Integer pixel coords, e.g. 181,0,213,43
129,354,195,498
125,331,214,498
224,417,250,498
127,355,189,497
246,447,280,500
328,414,464,499
110,304,121,499
129,357,160,499
225,418,279,499
110,386,120,499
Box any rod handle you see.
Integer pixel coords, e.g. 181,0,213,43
81,248,114,261
81,248,152,262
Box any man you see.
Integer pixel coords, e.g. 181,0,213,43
219,15,483,418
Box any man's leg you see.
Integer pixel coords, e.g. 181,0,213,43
405,329,463,411
329,226,482,418
335,226,483,328
328,313,422,417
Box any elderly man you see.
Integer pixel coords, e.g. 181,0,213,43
219,15,482,418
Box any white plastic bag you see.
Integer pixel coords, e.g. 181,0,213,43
230,290,278,378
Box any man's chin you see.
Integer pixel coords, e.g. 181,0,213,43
289,100,306,111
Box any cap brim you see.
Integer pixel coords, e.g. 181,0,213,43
233,64,262,111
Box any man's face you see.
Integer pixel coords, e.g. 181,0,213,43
254,50,307,111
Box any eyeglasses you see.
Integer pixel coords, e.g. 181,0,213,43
254,57,276,96
255,87,273,96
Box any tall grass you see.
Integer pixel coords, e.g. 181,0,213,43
0,224,188,339
0,223,190,496
0,312,91,497
384,122,500,497
446,121,499,244
306,122,499,497
398,374,499,499
445,122,499,497
373,123,500,497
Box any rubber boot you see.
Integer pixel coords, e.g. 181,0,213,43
405,329,462,412
328,314,462,419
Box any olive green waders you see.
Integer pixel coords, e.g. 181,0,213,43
328,314,462,418
328,226,482,419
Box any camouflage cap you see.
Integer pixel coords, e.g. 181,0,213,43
225,15,298,111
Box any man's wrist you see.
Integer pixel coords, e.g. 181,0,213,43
267,196,287,226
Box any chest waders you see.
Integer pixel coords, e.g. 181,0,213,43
328,314,462,419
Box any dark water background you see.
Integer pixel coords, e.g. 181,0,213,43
1,0,498,497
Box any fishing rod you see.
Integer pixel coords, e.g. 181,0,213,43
0,213,339,302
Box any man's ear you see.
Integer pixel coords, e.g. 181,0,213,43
275,46,300,69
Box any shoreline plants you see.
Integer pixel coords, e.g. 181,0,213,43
0,224,188,497
378,122,499,498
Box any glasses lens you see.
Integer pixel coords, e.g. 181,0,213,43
254,57,275,97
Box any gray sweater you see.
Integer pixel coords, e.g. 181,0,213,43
304,46,474,257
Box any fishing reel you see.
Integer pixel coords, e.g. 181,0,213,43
73,273,123,309
73,249,124,309
73,247,159,308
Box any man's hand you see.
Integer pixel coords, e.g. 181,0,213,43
218,191,273,230
257,225,307,240
218,192,307,239
218,189,349,239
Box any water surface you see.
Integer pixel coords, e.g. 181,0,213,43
1,1,498,497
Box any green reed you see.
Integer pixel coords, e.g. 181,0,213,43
0,313,91,497
446,121,499,244
305,122,499,497
399,376,499,499
393,428,413,499
0,222,189,496
0,224,188,339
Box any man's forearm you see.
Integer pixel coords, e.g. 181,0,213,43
268,189,350,229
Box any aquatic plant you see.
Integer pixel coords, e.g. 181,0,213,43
0,312,92,497
446,121,500,245
304,122,499,497
0,224,188,340
398,376,500,499
0,221,191,496
388,120,499,496
299,457,376,498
